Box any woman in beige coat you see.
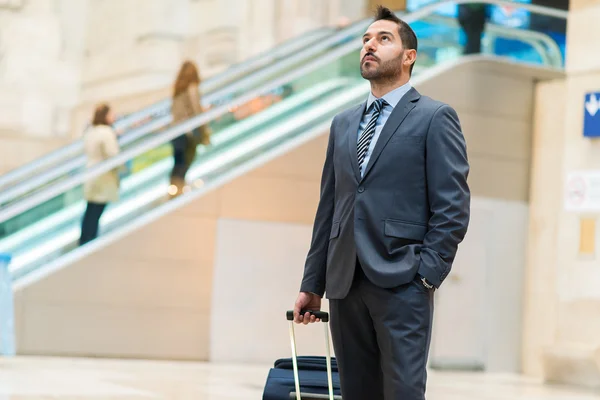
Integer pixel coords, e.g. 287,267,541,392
79,103,120,245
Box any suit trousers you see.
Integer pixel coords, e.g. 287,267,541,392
329,259,434,400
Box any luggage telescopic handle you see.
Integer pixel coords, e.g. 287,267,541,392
286,309,335,400
286,310,329,322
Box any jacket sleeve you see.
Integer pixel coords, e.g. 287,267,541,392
417,104,470,288
102,128,120,158
299,117,337,297
188,85,204,115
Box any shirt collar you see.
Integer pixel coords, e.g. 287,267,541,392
366,81,412,110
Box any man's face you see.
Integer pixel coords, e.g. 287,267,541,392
360,19,409,82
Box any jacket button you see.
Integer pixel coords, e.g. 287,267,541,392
357,187,365,193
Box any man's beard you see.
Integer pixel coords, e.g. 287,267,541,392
360,51,404,82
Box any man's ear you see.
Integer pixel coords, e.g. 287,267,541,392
404,49,417,67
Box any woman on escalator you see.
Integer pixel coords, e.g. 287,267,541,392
169,60,211,199
79,103,120,246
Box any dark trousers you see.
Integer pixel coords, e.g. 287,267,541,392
458,4,487,55
170,130,199,181
171,135,190,180
329,259,434,400
79,202,107,245
462,26,484,55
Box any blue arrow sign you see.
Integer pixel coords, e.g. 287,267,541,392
584,92,600,137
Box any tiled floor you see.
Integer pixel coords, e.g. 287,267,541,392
1,356,599,399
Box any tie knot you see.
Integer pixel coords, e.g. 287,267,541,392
373,98,385,113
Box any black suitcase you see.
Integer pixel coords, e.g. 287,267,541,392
262,310,342,399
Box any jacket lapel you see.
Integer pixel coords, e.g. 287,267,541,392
347,101,367,182
360,87,421,181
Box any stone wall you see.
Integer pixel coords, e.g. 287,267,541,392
0,0,346,171
523,0,600,389
0,0,84,139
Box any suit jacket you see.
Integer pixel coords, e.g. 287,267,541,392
300,87,470,300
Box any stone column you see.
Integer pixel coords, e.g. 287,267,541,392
274,0,339,44
235,0,277,61
81,0,190,104
0,0,84,172
524,0,600,388
366,0,407,13
339,0,368,21
0,0,82,137
521,78,565,378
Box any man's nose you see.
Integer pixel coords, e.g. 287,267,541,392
363,38,376,53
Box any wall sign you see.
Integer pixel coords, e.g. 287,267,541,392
565,171,600,211
584,92,600,138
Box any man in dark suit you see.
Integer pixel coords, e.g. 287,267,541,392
293,6,470,400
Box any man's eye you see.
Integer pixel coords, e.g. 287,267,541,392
382,36,390,41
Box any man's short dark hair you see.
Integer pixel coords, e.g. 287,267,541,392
374,5,418,74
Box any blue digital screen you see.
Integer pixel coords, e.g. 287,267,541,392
406,0,532,29
406,0,458,17
489,2,531,28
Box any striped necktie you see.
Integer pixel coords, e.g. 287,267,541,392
357,98,385,174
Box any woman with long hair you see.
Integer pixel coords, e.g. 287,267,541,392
79,103,120,245
169,60,210,197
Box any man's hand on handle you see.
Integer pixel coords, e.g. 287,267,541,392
293,292,322,325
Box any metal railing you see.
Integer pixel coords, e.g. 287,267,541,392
0,0,567,225
7,55,554,283
0,20,373,203
0,2,567,208
0,26,335,192
423,13,564,67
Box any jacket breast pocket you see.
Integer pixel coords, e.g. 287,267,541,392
329,221,341,240
389,135,424,144
384,219,427,241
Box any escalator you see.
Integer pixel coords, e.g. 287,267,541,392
0,24,341,200
0,0,567,286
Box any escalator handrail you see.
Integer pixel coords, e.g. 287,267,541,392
423,13,564,67
0,1,567,207
0,37,365,225
110,26,336,130
10,56,561,285
0,0,567,200
0,0,567,225
0,26,335,192
0,22,373,204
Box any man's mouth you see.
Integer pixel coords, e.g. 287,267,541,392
363,55,378,63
